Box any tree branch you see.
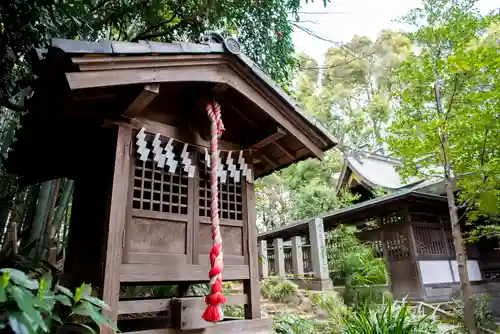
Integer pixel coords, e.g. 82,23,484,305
445,73,460,120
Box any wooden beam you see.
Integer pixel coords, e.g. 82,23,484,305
119,264,250,282
118,294,248,315
244,182,262,319
251,127,286,150
171,296,251,330
255,151,277,168
274,141,295,160
101,125,132,334
123,318,272,334
65,63,324,159
122,84,159,118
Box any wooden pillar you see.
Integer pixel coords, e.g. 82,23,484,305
258,240,269,278
273,238,286,277
101,125,132,334
243,182,261,319
406,207,425,299
291,236,304,276
308,218,329,280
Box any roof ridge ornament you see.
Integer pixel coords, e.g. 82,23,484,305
200,31,241,55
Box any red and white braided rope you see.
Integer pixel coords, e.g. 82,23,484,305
202,101,226,323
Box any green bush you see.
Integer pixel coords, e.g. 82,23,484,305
224,304,244,318
338,297,441,334
261,277,298,302
452,294,497,332
326,225,389,307
0,268,117,334
273,314,317,334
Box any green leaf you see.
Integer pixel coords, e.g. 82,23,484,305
0,284,6,302
71,323,97,334
71,302,92,317
56,285,74,298
40,271,53,290
83,301,105,326
8,312,31,334
9,286,47,332
74,283,91,303
82,295,111,311
55,294,73,307
0,271,10,288
1,269,38,290
51,314,63,325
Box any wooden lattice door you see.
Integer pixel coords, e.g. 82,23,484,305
195,153,247,266
123,134,249,275
123,137,194,267
382,213,420,299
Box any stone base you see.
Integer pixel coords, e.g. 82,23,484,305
290,278,334,291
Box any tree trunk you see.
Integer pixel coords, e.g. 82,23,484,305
434,74,476,333
445,176,476,334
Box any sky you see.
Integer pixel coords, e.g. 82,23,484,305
292,0,499,64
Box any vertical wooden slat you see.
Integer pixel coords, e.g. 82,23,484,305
380,218,392,293
186,151,197,264
243,182,261,319
122,146,136,263
406,206,424,299
241,177,249,266
101,125,132,334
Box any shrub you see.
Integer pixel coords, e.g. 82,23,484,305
338,296,441,334
310,291,347,322
452,294,497,332
261,277,298,302
0,268,117,334
224,304,244,318
326,225,389,307
273,314,317,334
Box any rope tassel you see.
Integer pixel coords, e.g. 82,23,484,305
202,101,226,323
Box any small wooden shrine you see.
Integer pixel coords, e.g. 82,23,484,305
5,35,336,333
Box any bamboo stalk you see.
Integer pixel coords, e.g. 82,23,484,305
19,185,40,250
29,181,53,261
51,179,74,237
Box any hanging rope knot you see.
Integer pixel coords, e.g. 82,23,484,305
206,102,225,138
202,101,225,323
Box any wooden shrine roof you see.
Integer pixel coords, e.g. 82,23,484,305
5,35,337,183
336,147,423,194
257,190,448,240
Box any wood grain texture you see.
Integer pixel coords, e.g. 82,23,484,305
118,294,248,315
123,84,159,118
128,218,186,254
122,318,272,334
65,63,323,160
120,264,249,282
171,296,249,330
243,182,261,319
101,125,132,334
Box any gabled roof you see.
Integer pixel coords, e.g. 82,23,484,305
336,149,423,193
46,37,337,150
6,35,337,183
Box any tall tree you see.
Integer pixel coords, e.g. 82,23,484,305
0,0,324,111
314,31,411,150
387,1,499,332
